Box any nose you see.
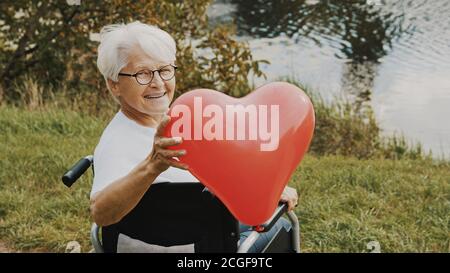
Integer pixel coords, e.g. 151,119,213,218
149,71,164,88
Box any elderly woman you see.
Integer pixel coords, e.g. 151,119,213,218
90,21,298,252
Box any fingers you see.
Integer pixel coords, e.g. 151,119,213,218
289,200,295,211
281,199,294,211
154,115,183,149
285,200,293,211
159,156,189,170
151,138,188,171
285,187,299,210
280,192,298,211
159,149,186,158
156,115,171,137
151,115,188,172
154,136,182,148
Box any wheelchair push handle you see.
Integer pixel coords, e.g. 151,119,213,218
62,155,93,188
254,202,288,232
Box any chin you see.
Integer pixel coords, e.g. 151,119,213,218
144,103,170,115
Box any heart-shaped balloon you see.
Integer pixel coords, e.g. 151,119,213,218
164,82,315,226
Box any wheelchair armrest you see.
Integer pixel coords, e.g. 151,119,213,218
253,202,288,233
62,155,93,188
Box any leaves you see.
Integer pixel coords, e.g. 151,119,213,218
0,0,268,103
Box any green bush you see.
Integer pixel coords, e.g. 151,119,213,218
0,0,267,104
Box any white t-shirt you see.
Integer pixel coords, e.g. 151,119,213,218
90,110,199,253
90,110,199,198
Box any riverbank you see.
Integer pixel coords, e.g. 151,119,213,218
0,99,448,252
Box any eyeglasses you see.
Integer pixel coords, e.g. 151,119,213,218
118,64,177,85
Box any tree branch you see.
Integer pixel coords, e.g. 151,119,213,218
0,4,79,86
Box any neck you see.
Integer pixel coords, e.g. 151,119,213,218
120,99,163,128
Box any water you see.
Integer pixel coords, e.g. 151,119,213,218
207,0,450,159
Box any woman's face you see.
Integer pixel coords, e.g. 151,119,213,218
111,47,176,117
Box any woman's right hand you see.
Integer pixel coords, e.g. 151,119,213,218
146,114,188,174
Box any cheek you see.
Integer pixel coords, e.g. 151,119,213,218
167,79,175,91
166,80,176,99
120,82,144,102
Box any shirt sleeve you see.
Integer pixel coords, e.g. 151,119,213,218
90,141,137,198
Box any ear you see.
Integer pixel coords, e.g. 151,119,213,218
107,79,120,97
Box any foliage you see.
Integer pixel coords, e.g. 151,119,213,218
0,0,267,103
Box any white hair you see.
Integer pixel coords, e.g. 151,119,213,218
96,21,176,86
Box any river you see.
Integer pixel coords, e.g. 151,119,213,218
207,0,450,159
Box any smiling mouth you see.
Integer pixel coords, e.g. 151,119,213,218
143,92,167,99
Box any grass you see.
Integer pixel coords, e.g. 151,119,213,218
294,156,449,252
0,106,106,251
0,105,449,252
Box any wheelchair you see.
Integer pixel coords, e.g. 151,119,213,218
62,155,301,253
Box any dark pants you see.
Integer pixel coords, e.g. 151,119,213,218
102,183,292,252
238,217,292,253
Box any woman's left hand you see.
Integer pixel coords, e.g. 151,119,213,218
280,186,299,211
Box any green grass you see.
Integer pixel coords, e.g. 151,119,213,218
0,105,449,252
294,156,449,252
0,106,107,251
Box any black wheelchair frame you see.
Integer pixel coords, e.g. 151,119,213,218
62,155,301,253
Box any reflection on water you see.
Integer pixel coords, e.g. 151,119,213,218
208,0,450,158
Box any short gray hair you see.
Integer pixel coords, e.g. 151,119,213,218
97,21,176,85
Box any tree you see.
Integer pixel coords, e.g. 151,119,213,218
0,0,267,103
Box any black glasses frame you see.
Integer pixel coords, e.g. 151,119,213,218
118,64,178,85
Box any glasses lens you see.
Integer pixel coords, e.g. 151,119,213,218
136,70,153,85
159,66,175,80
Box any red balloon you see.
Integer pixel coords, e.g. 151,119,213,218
164,82,315,226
